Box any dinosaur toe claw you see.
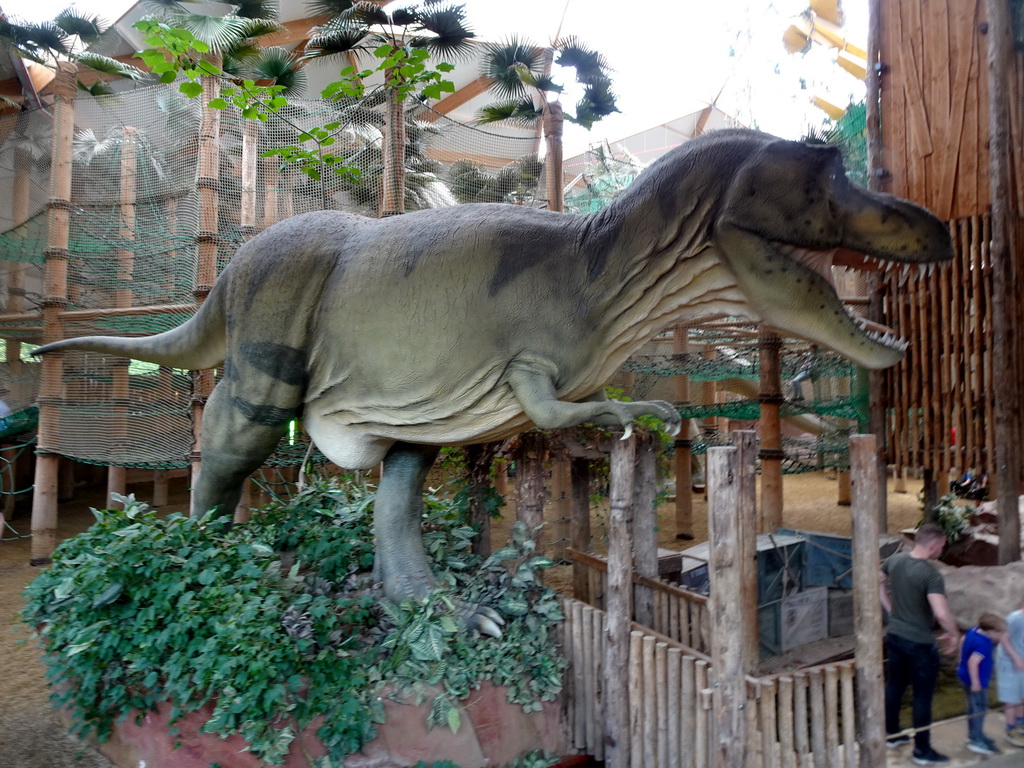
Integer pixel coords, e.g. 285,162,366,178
475,615,504,638
621,422,634,441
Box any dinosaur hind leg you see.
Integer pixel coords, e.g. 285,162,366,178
373,441,441,600
191,349,306,518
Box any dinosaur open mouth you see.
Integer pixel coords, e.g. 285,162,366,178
777,243,909,353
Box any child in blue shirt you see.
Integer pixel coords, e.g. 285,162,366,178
958,611,1008,755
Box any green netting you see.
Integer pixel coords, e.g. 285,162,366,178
0,83,558,469
0,406,37,439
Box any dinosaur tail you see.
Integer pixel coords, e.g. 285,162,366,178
32,281,228,370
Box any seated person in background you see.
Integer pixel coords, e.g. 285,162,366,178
967,472,989,501
950,468,975,497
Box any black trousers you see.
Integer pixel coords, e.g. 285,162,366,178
885,633,941,751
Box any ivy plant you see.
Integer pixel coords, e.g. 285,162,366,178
22,478,566,766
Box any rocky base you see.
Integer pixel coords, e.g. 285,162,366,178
72,682,565,768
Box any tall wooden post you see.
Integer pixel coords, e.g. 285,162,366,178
547,449,571,562
850,434,885,767
107,126,139,507
674,324,694,539
379,80,406,218
758,328,784,531
707,445,747,768
30,62,77,563
543,101,565,213
515,431,547,557
733,430,759,667
603,433,635,766
570,456,592,601
632,432,658,628
986,0,1023,563
466,442,496,558
190,60,222,513
865,0,890,533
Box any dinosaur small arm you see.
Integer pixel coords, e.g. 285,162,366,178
34,129,953,631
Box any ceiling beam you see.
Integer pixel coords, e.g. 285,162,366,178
419,75,492,122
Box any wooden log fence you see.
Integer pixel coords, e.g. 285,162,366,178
560,431,889,766
560,596,862,768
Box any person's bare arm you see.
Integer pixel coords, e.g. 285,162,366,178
927,592,960,654
1001,630,1024,671
879,571,892,614
967,652,983,691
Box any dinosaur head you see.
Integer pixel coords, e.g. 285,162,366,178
713,136,953,369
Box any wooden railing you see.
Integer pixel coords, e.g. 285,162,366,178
566,547,711,655
560,597,860,767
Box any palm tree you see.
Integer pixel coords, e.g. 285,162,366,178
475,35,618,212
0,7,148,105
302,0,475,216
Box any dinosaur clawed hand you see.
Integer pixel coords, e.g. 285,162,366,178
607,399,682,441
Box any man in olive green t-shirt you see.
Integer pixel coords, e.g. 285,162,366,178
880,523,961,765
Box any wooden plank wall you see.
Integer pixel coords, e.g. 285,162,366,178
878,0,1024,481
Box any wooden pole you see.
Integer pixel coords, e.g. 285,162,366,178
190,59,222,514
674,324,695,539
759,329,784,531
107,125,139,507
548,449,571,562
379,75,407,218
850,434,885,768
30,62,77,564
603,433,635,766
570,457,592,601
733,429,760,669
633,432,658,629
985,0,1023,563
707,445,747,767
865,0,890,532
466,442,496,558
515,431,547,557
543,101,565,213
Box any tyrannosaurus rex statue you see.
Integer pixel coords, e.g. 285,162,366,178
34,129,953,632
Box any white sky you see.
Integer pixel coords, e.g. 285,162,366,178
1,0,868,155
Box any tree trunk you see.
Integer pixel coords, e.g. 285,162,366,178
379,79,406,218
465,442,498,558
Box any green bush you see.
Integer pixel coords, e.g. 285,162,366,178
22,477,566,766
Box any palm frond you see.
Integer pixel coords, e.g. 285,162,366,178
302,26,373,61
475,98,541,127
554,36,611,83
248,47,307,95
222,39,263,73
479,37,542,101
53,10,105,42
569,78,618,129
178,13,252,52
391,7,420,26
236,17,285,40
233,0,279,20
413,5,475,59
303,0,358,16
18,22,73,58
140,0,199,20
75,52,151,82
340,2,390,27
76,80,116,97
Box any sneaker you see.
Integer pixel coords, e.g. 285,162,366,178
911,747,951,765
966,738,1000,755
886,735,911,748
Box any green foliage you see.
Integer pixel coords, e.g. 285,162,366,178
918,490,973,542
133,16,459,184
22,479,565,766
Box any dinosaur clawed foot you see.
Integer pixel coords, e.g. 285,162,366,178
458,602,505,638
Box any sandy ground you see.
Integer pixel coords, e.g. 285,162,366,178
0,469,930,767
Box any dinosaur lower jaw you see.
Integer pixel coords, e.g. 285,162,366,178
778,243,909,358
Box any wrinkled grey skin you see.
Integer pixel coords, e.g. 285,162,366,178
34,129,953,630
